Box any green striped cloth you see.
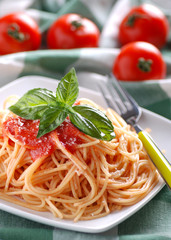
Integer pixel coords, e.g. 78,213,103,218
0,1,171,240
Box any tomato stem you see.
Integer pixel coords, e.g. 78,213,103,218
71,19,83,29
7,23,28,42
126,13,142,27
137,58,153,72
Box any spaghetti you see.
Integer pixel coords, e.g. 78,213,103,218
0,98,159,221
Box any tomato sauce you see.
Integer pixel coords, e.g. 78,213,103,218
3,116,83,160
56,118,83,153
3,116,56,161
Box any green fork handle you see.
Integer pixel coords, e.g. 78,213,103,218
138,130,171,189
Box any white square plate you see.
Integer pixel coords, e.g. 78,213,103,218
0,75,170,233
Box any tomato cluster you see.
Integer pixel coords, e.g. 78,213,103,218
0,4,168,82
0,12,100,55
113,4,168,81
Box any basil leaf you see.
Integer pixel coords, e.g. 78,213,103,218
56,68,78,106
69,105,115,141
8,68,116,141
37,107,68,138
9,88,57,120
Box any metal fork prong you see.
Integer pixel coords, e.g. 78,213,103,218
108,74,141,122
109,75,133,111
106,80,128,114
98,81,122,115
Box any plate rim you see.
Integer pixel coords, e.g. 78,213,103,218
0,75,168,233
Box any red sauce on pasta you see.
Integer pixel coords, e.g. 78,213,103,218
56,118,83,153
3,116,83,160
3,116,56,160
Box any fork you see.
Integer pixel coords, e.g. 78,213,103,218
98,73,171,189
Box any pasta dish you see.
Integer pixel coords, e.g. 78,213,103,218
0,97,159,222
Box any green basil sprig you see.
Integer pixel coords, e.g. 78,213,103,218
9,68,115,140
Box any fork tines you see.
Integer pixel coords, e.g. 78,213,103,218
98,74,141,123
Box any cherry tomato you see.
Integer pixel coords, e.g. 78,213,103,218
0,12,41,55
113,41,166,81
119,4,169,49
47,14,100,49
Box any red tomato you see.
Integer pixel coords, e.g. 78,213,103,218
113,41,166,81
47,14,100,49
119,4,169,49
0,12,41,55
